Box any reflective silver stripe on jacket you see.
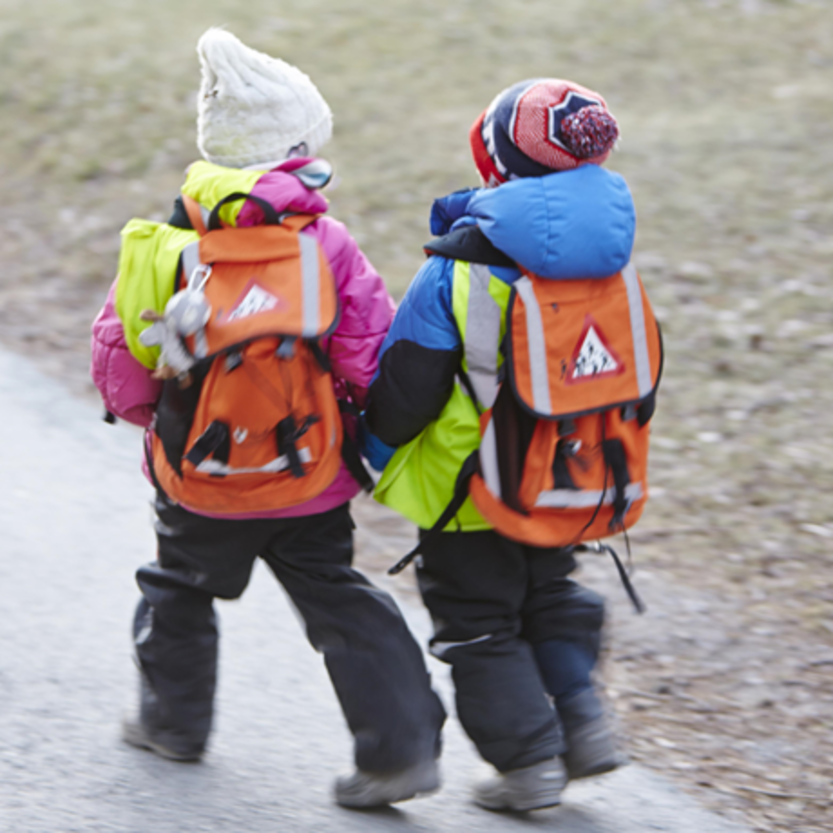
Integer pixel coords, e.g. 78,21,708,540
195,446,312,477
534,481,644,509
479,416,502,498
298,232,321,336
464,263,501,409
513,276,552,414
430,633,493,660
621,262,653,398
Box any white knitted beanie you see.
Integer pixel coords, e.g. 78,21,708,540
196,28,333,169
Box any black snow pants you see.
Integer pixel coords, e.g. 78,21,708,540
133,493,445,773
415,529,605,773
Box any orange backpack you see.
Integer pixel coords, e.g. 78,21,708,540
391,262,662,607
148,193,348,515
470,264,662,546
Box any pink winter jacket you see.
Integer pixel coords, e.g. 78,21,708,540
90,161,395,519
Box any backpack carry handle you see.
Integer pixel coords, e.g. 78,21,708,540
207,192,287,231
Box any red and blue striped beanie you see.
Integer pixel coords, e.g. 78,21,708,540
470,79,619,185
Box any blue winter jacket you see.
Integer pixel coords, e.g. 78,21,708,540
366,164,636,453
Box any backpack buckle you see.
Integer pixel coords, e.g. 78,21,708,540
276,337,297,359
558,418,577,436
621,403,638,421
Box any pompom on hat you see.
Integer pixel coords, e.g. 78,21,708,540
470,79,619,185
196,28,333,169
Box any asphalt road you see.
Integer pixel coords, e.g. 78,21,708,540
0,349,751,833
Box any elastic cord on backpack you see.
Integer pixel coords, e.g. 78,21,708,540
569,417,610,547
568,417,645,614
576,540,646,614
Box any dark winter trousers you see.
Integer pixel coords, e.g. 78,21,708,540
415,529,605,773
133,493,445,773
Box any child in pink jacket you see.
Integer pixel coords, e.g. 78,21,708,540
90,29,444,808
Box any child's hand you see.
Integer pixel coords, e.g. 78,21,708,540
358,415,396,473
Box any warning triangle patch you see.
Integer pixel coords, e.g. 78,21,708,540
225,281,282,322
568,317,624,383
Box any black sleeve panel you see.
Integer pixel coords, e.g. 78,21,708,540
366,340,462,447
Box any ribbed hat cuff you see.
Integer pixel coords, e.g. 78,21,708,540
470,111,507,186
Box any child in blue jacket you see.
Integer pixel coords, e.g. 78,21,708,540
364,79,632,811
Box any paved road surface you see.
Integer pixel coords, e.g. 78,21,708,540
0,349,751,832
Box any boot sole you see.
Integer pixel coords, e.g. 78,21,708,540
565,754,627,781
121,720,203,763
335,767,440,808
475,794,562,813
337,783,439,808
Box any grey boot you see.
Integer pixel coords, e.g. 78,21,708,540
334,759,440,808
122,672,207,763
121,718,204,762
558,688,625,780
473,757,567,812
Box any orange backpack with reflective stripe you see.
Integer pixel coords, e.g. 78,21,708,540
148,193,345,515
391,262,662,594
468,264,662,547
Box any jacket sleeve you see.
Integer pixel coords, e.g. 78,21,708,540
90,280,162,427
365,256,462,447
315,217,396,408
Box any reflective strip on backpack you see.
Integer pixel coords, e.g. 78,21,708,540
298,232,321,336
622,262,653,399
479,416,502,499
194,446,313,476
534,481,644,509
464,263,501,409
514,276,552,413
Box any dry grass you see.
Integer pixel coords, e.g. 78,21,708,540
2,0,832,829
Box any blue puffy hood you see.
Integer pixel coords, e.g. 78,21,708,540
429,165,635,280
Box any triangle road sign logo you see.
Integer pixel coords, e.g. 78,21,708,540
220,280,283,324
566,315,624,384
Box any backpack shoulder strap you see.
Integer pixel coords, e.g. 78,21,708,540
181,194,209,236
388,450,480,575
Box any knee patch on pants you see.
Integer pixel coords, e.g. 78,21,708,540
523,581,606,661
